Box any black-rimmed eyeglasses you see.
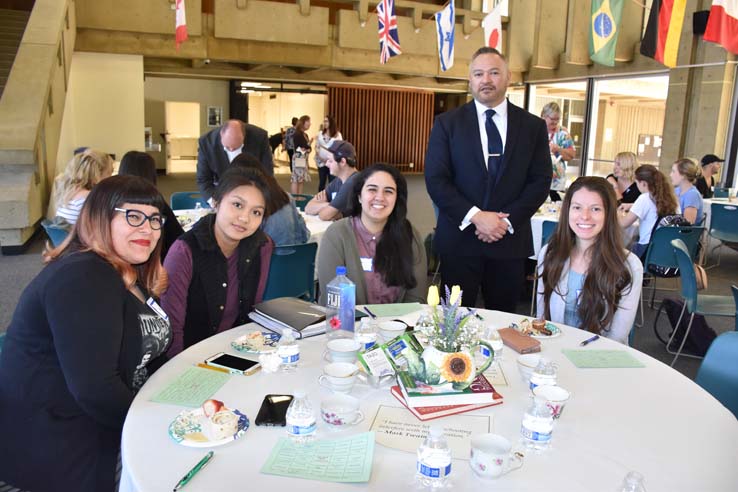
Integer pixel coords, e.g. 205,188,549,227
114,208,166,230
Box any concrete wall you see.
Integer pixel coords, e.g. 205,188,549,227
248,92,327,140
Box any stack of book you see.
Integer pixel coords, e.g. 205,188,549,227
249,297,327,339
392,372,503,421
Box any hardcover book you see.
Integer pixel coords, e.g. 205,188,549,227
390,385,502,421
396,372,503,407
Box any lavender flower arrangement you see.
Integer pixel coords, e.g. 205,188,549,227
425,285,481,352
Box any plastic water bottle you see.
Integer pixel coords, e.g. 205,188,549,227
285,391,316,444
529,357,557,392
480,326,503,361
354,318,378,351
325,266,355,339
617,471,647,492
415,426,452,489
520,395,554,451
276,328,299,372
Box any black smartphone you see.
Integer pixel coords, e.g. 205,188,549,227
204,352,260,375
255,394,294,426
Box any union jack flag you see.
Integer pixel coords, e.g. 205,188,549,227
377,0,401,64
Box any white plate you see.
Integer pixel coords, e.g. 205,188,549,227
231,332,279,354
168,408,249,447
530,322,562,339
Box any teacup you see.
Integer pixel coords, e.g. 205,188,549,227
320,394,364,426
378,320,407,341
470,434,523,480
210,410,239,440
323,338,361,363
318,362,359,393
532,385,571,419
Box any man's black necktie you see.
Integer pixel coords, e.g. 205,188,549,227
485,109,503,185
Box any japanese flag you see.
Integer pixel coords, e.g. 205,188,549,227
483,6,502,51
175,0,188,50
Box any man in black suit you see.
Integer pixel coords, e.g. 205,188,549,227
196,119,274,203
425,47,551,311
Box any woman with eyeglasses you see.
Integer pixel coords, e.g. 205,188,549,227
0,176,171,492
161,167,274,357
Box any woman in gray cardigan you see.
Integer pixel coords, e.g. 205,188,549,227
318,163,427,305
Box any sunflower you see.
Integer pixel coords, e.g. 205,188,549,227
440,352,473,383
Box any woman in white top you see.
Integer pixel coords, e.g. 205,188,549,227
52,149,114,225
538,177,643,345
315,115,342,193
618,164,678,260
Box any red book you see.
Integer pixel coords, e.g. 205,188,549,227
390,385,503,421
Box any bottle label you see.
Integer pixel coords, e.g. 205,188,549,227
417,461,451,478
480,346,491,358
361,340,376,351
287,422,316,435
326,290,341,309
520,425,552,442
280,353,299,363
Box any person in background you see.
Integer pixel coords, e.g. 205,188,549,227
670,157,704,225
162,167,274,357
315,115,343,192
0,176,171,492
232,153,309,246
318,163,427,305
290,115,313,195
619,164,679,260
541,102,575,201
606,173,620,200
537,177,642,345
612,152,641,206
51,149,114,225
284,116,298,172
119,151,185,259
304,140,360,221
695,153,724,198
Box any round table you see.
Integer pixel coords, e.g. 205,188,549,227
120,309,738,491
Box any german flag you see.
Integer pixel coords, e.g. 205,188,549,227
639,0,687,67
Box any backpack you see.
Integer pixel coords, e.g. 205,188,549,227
653,297,717,357
646,214,692,277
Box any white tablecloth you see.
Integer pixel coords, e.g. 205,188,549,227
119,309,738,492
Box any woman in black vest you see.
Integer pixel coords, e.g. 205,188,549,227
162,167,274,356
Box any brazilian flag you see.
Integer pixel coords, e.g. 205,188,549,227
589,0,624,66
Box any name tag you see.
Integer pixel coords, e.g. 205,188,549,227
147,297,169,321
360,257,373,272
331,192,337,201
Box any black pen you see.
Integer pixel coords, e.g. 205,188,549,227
363,306,377,319
579,335,600,347
173,451,214,491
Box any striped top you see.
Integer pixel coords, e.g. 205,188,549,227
55,197,86,225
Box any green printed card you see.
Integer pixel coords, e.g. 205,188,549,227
150,367,231,407
363,303,423,318
562,349,645,368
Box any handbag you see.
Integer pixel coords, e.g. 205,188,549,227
293,151,307,169
693,264,708,290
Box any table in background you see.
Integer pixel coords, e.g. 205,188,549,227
119,309,738,492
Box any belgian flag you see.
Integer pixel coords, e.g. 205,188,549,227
640,0,687,67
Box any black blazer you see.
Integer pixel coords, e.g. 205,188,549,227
196,124,274,201
425,100,551,259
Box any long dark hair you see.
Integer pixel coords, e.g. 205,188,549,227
541,177,633,335
322,115,339,138
634,164,678,217
45,175,168,295
349,163,417,290
212,166,272,218
230,153,288,215
119,151,158,185
295,115,310,140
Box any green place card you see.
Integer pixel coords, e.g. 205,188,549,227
562,349,646,368
363,302,423,318
150,367,231,407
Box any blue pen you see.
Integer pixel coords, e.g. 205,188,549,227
579,335,600,347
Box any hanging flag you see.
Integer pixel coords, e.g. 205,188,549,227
377,0,402,64
589,0,624,66
435,2,455,71
640,0,687,67
482,4,502,52
704,0,738,55
175,0,188,51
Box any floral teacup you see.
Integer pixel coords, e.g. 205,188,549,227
470,434,523,479
320,394,363,426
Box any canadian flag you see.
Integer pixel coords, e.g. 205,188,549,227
175,0,188,50
704,0,738,54
482,5,502,51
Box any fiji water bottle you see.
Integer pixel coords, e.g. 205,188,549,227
354,318,378,351
415,426,452,489
325,266,355,339
285,391,316,444
276,328,299,372
529,358,557,392
520,395,554,451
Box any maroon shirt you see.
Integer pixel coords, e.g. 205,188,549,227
351,216,401,304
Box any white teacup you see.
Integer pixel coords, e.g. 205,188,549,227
318,362,358,393
532,385,571,419
210,410,239,440
378,321,406,341
320,394,364,426
470,434,523,480
323,338,361,363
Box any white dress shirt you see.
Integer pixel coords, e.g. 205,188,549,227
224,144,243,163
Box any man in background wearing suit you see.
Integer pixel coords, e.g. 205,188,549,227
196,119,274,204
425,47,551,311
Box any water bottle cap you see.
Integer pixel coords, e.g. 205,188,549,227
429,426,443,437
336,266,347,275
294,390,306,398
282,328,293,337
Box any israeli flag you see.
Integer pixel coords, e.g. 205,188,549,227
435,2,455,71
